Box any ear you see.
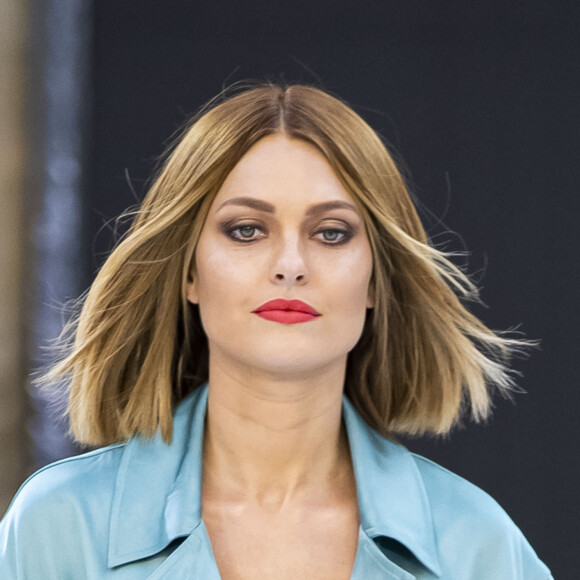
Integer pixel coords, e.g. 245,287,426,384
366,280,375,309
186,276,199,305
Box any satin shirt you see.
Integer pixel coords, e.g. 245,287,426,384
0,383,552,579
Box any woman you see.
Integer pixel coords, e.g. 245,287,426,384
0,83,551,579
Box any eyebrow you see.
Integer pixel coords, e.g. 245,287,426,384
217,196,359,217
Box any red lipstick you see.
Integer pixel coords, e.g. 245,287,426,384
253,299,321,324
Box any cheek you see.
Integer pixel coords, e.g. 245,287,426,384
195,255,223,301
192,253,234,341
193,243,260,315
319,248,373,303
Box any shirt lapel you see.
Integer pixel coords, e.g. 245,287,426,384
107,385,209,568
144,521,222,580
351,525,417,579
342,397,442,577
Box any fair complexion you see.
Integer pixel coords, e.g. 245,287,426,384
187,135,374,579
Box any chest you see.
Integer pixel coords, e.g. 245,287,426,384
202,500,360,580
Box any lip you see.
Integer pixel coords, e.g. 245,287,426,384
252,299,321,325
253,299,321,316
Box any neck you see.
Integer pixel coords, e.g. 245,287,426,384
201,354,354,508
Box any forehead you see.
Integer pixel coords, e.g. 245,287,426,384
213,135,354,208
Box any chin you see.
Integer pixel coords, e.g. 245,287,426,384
239,344,349,377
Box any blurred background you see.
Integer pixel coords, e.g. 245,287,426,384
1,0,578,576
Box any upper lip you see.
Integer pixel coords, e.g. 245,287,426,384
253,299,321,316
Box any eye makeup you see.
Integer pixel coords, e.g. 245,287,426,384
218,218,357,246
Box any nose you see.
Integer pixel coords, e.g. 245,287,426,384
271,235,309,286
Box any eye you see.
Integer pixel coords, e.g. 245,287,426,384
226,224,265,242
314,228,352,245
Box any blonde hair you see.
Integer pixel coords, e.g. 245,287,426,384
35,83,529,445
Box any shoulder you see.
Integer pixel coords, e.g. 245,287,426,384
0,444,125,576
411,452,512,525
6,443,125,521
410,452,551,579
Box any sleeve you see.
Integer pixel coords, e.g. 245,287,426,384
518,530,553,580
0,469,91,579
0,504,20,578
0,480,69,579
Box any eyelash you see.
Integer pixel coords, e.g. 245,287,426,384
223,223,353,246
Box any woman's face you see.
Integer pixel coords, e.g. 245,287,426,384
187,135,374,379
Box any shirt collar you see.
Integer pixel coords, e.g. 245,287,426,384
342,397,441,576
108,384,207,568
108,383,441,576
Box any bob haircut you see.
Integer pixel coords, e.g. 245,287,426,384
36,82,526,445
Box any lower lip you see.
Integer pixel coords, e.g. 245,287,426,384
254,310,320,324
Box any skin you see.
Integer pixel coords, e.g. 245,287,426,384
187,134,374,579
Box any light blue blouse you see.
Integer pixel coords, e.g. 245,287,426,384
0,383,552,579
